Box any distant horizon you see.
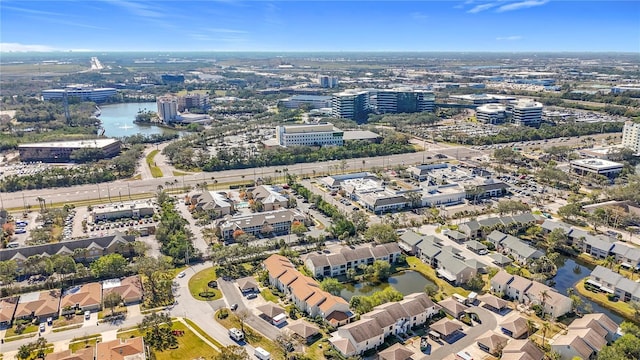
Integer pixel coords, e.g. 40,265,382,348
1,1,638,53
1,50,640,54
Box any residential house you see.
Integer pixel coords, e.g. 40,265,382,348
45,347,94,360
251,185,289,211
438,297,469,319
434,251,476,285
257,303,286,324
60,282,102,313
329,292,438,357
285,320,320,344
15,290,61,321
568,313,619,342
428,318,463,343
416,237,444,267
477,293,509,314
490,253,513,267
304,243,401,278
551,327,607,360
264,255,352,325
501,340,544,360
476,331,509,356
582,235,615,259
488,230,542,265
377,343,415,360
491,270,572,318
458,220,482,239
611,243,640,268
96,337,146,360
466,240,488,254
589,266,640,302
0,297,18,326
217,209,306,241
540,220,571,234
398,230,426,254
444,230,468,242
500,314,530,339
329,318,384,357
237,277,259,293
0,233,136,268
102,276,143,305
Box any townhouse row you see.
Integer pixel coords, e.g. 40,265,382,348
303,243,401,278
589,265,640,302
0,276,142,326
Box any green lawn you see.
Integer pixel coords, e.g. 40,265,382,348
172,170,189,176
69,335,101,352
146,150,163,178
5,324,38,337
98,306,128,319
52,315,83,328
214,310,283,360
188,267,222,301
576,280,638,323
119,322,216,360
183,318,224,349
401,256,470,297
260,288,279,303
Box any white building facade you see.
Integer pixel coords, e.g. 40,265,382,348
622,121,640,153
510,99,543,126
276,123,343,147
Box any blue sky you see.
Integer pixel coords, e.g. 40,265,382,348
1,1,638,52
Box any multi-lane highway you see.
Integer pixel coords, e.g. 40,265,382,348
1,144,483,210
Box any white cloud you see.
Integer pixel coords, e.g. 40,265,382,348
496,0,549,12
467,2,499,13
0,43,57,52
103,0,164,18
411,12,429,20
496,35,523,40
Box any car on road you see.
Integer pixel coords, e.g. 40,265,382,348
15,228,26,234
39,323,45,332
246,293,257,299
177,271,186,278
84,311,91,320
230,303,238,311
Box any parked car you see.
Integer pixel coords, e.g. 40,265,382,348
84,311,91,320
246,293,258,300
39,323,45,332
230,303,238,311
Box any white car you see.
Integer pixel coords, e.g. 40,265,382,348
177,272,186,278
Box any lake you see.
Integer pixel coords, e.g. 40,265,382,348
340,270,436,301
552,256,623,324
97,102,180,138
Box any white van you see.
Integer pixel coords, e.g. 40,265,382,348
228,328,244,342
254,347,271,360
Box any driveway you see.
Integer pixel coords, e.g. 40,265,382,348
217,278,282,341
427,306,497,359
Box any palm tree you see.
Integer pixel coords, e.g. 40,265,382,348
526,319,537,336
603,255,615,269
542,322,550,345
539,290,550,318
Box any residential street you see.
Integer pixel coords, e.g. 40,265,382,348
427,306,498,359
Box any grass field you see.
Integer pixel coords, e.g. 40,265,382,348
1,63,86,75
146,150,163,178
401,256,470,297
188,266,222,301
183,318,224,349
576,280,637,323
5,324,38,337
69,334,101,352
172,170,190,176
118,321,216,360
260,288,279,303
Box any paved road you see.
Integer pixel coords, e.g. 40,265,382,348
1,146,478,210
427,306,497,359
217,278,282,341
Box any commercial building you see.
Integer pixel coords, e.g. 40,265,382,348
476,104,506,124
18,138,121,163
372,88,435,114
264,254,353,326
42,86,117,102
449,94,516,105
178,93,209,112
570,158,623,178
332,90,370,122
216,209,306,241
622,121,640,153
509,99,543,127
276,123,344,147
303,243,402,278
92,200,155,222
157,96,178,122
279,95,332,109
319,75,339,88
161,74,184,83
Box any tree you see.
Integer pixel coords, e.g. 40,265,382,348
236,309,249,334
103,292,123,316
350,210,369,233
291,221,308,237
213,345,249,360
134,256,174,306
90,253,128,278
372,260,391,282
542,322,550,345
363,223,398,244
319,277,344,296
557,202,583,221
465,273,485,291
424,284,438,297
138,312,177,351
539,290,550,319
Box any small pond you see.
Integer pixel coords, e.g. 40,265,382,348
339,270,436,301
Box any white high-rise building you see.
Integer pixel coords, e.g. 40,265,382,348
622,121,640,153
476,104,506,124
157,96,178,122
510,99,543,127
276,123,343,147
331,90,369,121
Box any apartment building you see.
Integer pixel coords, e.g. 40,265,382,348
216,209,306,241
303,243,401,278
